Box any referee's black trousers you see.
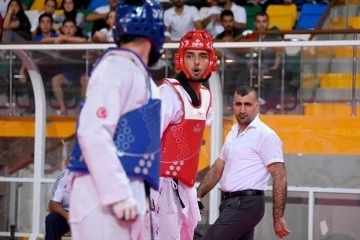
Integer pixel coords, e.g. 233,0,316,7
201,195,265,240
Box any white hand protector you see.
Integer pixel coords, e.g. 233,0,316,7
112,197,139,221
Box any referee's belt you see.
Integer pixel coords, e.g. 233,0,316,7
221,189,264,201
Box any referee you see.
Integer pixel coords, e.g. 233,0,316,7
197,86,291,239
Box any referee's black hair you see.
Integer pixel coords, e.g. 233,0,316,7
235,86,258,100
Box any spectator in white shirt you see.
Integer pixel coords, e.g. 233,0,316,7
164,0,202,42
202,0,246,37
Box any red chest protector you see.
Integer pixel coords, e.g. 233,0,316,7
160,78,212,187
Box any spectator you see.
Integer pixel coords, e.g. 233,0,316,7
246,12,280,39
51,18,87,116
203,0,246,37
2,0,32,42
215,10,243,41
33,13,58,42
85,0,116,37
245,12,285,114
52,18,86,43
45,168,71,240
53,0,85,36
163,0,202,42
92,10,114,43
2,0,26,17
18,13,58,115
30,0,58,37
215,9,248,113
246,12,281,72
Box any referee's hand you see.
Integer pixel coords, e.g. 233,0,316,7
274,217,291,238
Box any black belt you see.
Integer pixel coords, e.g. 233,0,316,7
173,178,185,208
221,190,264,201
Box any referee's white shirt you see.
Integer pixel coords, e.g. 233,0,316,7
219,115,284,192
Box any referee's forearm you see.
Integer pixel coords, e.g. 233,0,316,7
272,174,287,221
197,168,222,198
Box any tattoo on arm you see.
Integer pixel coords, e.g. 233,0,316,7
197,159,224,198
271,163,288,221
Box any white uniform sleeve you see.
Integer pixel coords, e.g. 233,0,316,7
159,83,183,135
206,106,214,126
50,170,67,203
258,132,284,166
77,58,135,206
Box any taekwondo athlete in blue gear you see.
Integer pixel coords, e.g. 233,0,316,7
68,0,165,191
67,0,165,239
69,85,161,190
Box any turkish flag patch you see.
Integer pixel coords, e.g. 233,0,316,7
96,107,107,119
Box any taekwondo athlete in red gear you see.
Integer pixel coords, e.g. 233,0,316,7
67,0,165,239
151,30,217,240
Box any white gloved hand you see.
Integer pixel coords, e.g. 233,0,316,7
112,196,139,221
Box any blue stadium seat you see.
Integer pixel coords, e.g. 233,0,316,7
296,3,328,29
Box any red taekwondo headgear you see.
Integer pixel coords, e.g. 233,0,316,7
175,30,217,80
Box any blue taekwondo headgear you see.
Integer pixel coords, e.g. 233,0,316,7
114,0,166,66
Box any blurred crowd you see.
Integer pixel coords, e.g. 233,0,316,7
0,0,307,116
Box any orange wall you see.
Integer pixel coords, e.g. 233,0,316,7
0,116,76,138
198,115,360,171
1,115,359,172
259,115,360,155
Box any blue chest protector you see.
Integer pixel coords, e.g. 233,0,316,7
67,48,161,190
